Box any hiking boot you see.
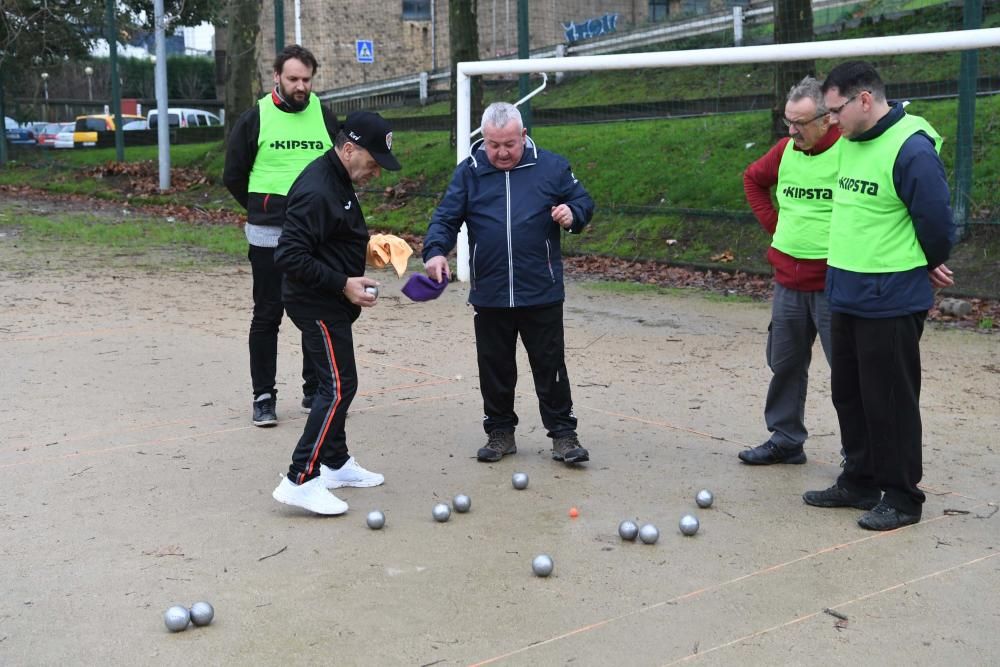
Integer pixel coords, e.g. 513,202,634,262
802,484,880,510
857,501,921,531
738,440,807,465
301,393,315,414
477,431,516,462
552,434,589,464
320,457,385,488
272,476,348,515
252,393,277,427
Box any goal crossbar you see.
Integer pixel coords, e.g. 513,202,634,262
450,28,1000,280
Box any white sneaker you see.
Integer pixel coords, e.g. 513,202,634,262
272,476,348,515
320,457,385,489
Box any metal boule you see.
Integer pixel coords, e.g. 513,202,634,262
679,514,700,536
696,489,714,509
532,554,554,577
367,510,386,529
453,494,471,513
164,605,190,632
189,601,214,627
364,285,379,299
638,523,660,544
618,520,639,541
511,472,529,490
432,503,451,522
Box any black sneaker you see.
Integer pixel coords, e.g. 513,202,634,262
301,394,315,414
802,484,880,510
552,434,589,464
738,440,806,465
857,501,921,531
252,394,277,427
477,431,516,462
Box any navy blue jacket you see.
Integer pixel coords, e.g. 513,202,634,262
423,137,595,308
826,103,955,318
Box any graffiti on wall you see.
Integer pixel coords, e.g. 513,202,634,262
562,13,619,43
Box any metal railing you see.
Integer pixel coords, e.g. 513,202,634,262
314,0,864,108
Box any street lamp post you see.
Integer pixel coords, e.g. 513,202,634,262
84,66,94,101
41,72,49,121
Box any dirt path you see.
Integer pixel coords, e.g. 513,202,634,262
1,210,998,666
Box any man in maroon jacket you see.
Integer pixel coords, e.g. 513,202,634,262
739,76,841,465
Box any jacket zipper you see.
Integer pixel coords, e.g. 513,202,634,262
505,172,514,307
472,243,478,290
545,239,555,282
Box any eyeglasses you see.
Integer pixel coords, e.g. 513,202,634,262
781,112,828,129
827,91,868,116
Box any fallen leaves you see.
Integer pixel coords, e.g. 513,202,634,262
565,255,774,300
86,161,210,196
710,250,734,263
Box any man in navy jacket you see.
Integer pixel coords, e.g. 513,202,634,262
423,102,595,465
802,62,955,531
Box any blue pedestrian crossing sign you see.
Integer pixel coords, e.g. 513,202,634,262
356,40,374,64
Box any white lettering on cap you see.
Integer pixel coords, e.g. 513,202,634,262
385,132,392,151
348,130,361,141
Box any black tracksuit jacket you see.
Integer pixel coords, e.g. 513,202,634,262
273,150,366,322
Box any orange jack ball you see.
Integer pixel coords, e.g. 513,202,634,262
569,507,579,518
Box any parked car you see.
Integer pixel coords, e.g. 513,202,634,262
147,107,222,129
73,113,144,147
4,116,37,144
53,126,76,149
37,122,73,147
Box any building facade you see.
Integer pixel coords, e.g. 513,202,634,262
253,0,721,93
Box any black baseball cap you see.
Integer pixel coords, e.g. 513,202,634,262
342,111,401,171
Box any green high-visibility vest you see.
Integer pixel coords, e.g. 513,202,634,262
828,113,941,273
773,138,840,259
247,93,332,196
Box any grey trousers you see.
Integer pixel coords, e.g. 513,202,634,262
764,283,832,450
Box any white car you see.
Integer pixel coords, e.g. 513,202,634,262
53,127,75,149
147,107,222,129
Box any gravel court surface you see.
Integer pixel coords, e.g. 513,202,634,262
1,238,998,666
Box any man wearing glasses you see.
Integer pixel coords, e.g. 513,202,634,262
803,61,955,531
740,76,840,466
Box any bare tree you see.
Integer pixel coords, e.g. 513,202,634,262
449,0,484,149
224,0,263,139
772,0,815,139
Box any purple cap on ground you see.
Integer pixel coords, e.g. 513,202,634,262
402,273,448,302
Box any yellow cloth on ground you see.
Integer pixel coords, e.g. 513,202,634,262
366,234,413,277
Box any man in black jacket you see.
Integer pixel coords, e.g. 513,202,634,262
223,45,339,428
270,111,400,515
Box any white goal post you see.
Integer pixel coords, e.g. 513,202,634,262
451,28,1000,282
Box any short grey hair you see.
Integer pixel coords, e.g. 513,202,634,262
481,102,523,131
787,76,826,113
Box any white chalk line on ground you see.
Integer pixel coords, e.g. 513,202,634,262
466,514,998,667
661,550,1000,665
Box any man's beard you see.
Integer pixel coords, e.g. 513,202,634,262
277,84,309,112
